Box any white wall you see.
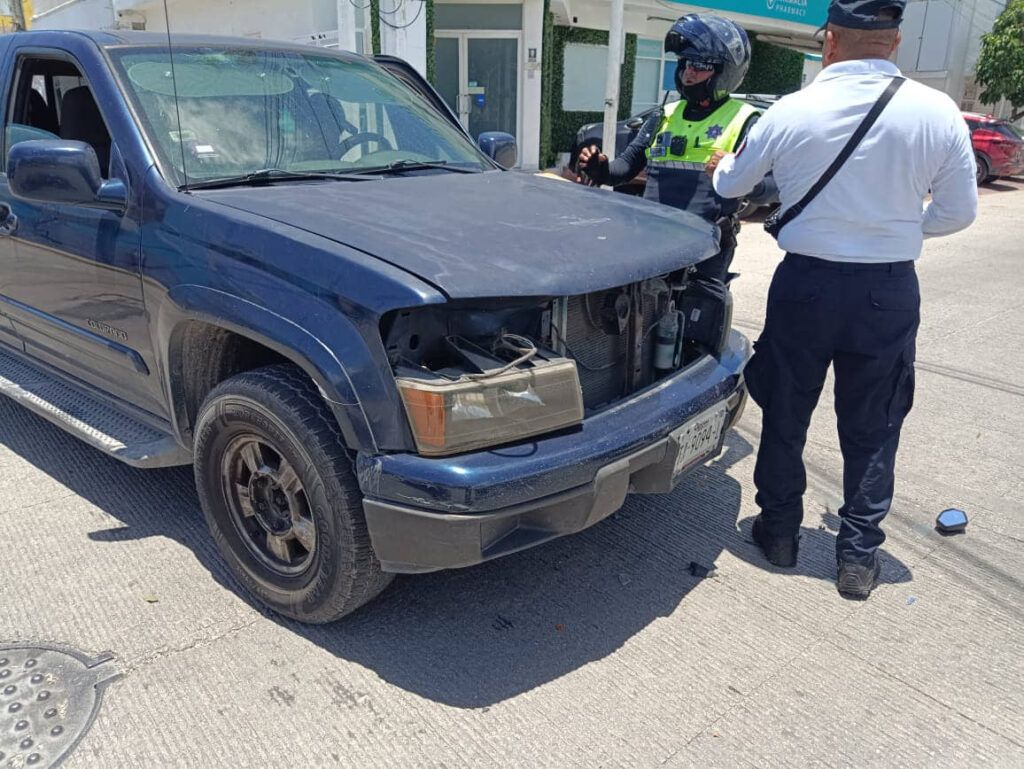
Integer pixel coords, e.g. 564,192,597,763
378,1,428,76
34,0,342,44
32,0,116,29
897,0,1009,112
128,0,331,43
801,54,821,88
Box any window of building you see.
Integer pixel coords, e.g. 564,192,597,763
631,38,675,115
562,43,608,112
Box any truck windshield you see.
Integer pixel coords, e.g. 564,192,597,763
108,47,489,186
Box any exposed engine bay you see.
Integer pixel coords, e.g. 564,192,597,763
383,267,733,413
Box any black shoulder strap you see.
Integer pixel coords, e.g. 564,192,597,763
772,76,905,234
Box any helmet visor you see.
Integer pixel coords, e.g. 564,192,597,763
683,59,717,72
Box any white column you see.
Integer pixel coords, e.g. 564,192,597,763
602,0,624,159
337,0,358,53
379,0,428,76
521,0,544,169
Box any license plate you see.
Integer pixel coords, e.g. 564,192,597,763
670,404,728,478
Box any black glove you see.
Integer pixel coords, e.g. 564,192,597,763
578,150,610,186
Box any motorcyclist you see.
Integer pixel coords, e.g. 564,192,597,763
577,13,758,282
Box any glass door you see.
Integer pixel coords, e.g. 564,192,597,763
466,37,518,139
434,32,520,145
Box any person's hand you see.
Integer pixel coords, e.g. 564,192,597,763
705,150,729,179
576,145,607,185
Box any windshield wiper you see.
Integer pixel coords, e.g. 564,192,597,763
184,168,381,191
352,159,480,175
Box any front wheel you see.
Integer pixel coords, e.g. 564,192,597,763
193,365,393,623
736,198,759,219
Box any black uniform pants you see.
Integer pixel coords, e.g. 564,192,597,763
695,215,738,284
745,253,919,565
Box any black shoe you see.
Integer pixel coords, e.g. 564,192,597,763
836,559,881,600
751,514,799,567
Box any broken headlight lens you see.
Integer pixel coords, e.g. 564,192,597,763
397,358,584,456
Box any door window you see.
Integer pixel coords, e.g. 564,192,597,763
5,56,112,177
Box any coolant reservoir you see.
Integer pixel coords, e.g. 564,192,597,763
654,308,684,373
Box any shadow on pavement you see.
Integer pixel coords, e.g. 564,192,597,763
0,397,911,708
740,207,772,225
726,511,913,590
981,180,1022,193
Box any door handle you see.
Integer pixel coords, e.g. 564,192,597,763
0,204,17,236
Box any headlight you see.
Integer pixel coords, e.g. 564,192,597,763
397,357,584,456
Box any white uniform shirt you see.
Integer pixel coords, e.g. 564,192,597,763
713,59,977,262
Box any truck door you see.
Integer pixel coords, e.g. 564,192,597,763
0,44,164,418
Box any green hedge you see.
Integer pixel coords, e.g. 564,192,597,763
739,35,804,95
546,25,637,167
425,0,435,84
370,0,381,55
538,2,555,168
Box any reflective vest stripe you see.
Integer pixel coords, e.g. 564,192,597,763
646,160,706,171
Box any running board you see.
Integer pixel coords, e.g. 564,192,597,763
0,347,190,468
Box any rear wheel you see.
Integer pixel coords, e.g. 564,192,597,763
193,364,393,623
976,154,991,185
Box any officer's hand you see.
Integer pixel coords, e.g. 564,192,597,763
576,145,607,185
705,150,729,179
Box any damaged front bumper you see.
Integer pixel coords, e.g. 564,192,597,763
357,330,750,573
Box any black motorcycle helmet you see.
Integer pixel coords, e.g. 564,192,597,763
664,14,752,104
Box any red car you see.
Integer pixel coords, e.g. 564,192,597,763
964,112,1024,185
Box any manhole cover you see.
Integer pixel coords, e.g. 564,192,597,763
0,645,120,769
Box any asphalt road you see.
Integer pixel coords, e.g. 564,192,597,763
1,179,1021,768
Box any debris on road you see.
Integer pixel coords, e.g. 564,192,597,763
688,562,717,579
935,508,969,535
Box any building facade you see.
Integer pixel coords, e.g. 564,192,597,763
898,0,1015,120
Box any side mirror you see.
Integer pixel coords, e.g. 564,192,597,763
477,131,517,169
626,117,644,130
8,140,127,212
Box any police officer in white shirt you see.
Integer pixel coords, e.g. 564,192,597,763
706,0,977,599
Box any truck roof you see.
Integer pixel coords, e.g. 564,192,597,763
0,29,365,59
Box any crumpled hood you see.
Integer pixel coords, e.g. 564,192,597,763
201,170,719,299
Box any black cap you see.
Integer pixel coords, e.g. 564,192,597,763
818,0,905,32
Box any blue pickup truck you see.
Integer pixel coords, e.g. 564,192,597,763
0,30,749,622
